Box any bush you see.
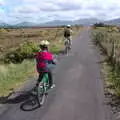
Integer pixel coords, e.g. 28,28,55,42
5,49,24,63
4,41,40,63
19,41,39,58
93,22,105,28
92,31,105,45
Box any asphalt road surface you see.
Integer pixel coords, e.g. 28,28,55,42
0,28,111,120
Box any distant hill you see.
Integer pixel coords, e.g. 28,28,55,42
0,19,101,28
14,21,37,27
75,18,101,25
40,18,101,26
0,21,10,28
40,20,73,27
0,18,120,28
104,18,120,25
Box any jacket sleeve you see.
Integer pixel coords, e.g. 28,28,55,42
52,54,57,64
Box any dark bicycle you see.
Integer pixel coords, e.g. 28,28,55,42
65,38,71,56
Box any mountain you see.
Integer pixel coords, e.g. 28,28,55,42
40,20,73,26
0,21,10,28
0,21,37,28
104,18,120,25
41,18,101,26
75,18,102,25
0,18,120,28
14,21,37,27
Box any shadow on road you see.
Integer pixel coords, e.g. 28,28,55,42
20,92,41,112
0,88,41,111
0,90,32,104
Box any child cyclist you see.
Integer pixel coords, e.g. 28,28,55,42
35,40,56,89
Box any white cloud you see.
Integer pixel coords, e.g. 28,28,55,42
0,0,5,5
14,5,41,13
4,0,120,23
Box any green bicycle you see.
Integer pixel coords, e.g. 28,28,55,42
36,72,50,106
20,73,51,111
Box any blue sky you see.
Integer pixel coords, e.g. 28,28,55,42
0,0,120,24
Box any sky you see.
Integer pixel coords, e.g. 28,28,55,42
0,0,120,24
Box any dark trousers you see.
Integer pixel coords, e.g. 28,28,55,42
38,70,53,87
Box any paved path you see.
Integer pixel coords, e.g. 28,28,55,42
0,28,110,120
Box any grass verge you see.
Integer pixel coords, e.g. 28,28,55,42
102,61,120,97
0,60,36,96
92,27,120,97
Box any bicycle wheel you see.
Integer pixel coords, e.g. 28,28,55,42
66,46,69,55
20,95,39,111
65,40,69,55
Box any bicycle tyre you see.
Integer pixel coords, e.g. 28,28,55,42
65,40,68,55
37,82,48,106
20,95,39,111
36,83,43,106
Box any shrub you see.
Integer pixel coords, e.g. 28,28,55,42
4,41,40,63
19,41,39,58
93,22,105,27
4,48,24,63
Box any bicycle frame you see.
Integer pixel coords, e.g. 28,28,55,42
35,73,50,105
38,73,49,93
65,39,71,55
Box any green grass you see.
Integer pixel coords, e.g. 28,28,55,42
108,70,120,97
0,60,36,96
102,62,120,97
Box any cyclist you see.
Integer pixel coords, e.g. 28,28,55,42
64,24,72,48
35,40,56,89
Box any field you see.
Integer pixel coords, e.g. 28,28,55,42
0,26,80,56
0,26,82,96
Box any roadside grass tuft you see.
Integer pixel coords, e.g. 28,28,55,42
0,60,35,96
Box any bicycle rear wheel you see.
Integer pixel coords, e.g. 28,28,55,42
65,40,69,55
66,46,69,55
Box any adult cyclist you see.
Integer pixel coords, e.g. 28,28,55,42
64,24,72,49
35,40,56,89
